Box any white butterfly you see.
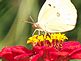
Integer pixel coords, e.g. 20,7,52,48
27,0,77,35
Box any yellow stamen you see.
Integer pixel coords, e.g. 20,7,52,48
27,33,68,46
37,35,44,42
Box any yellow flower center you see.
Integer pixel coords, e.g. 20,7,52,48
27,33,68,49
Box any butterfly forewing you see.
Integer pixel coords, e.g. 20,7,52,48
37,0,77,33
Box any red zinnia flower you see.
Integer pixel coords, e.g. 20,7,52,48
0,33,81,61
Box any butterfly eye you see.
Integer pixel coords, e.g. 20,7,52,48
48,4,51,7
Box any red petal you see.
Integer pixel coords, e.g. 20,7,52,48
0,47,14,61
0,46,32,61
14,54,30,61
69,48,81,59
44,58,50,61
11,46,32,56
45,46,57,52
49,52,58,61
31,50,44,61
33,46,57,54
61,41,81,53
0,52,14,61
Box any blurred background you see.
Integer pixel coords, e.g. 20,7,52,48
0,0,81,61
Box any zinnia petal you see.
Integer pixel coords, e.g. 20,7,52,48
31,50,44,61
14,54,30,61
69,48,81,59
0,46,32,61
61,41,81,53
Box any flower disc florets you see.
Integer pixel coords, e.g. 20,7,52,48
27,33,68,49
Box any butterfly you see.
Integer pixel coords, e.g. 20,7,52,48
25,0,77,35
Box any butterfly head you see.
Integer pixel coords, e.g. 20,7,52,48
32,23,41,29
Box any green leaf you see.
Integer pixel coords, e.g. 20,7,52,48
70,59,81,61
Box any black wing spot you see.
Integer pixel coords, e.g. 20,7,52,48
48,4,51,7
53,6,55,8
57,12,60,17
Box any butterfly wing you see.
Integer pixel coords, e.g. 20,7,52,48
37,0,77,32
55,0,77,25
37,0,59,31
45,0,77,32
45,23,75,32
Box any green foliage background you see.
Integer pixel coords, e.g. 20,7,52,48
0,0,81,61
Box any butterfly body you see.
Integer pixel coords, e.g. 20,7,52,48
33,0,77,34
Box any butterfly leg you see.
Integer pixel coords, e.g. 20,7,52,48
45,31,47,35
32,29,40,35
32,29,37,36
38,30,41,35
37,29,43,35
32,29,48,35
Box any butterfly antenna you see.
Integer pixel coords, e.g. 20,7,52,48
30,16,35,23
21,16,35,24
23,21,33,24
